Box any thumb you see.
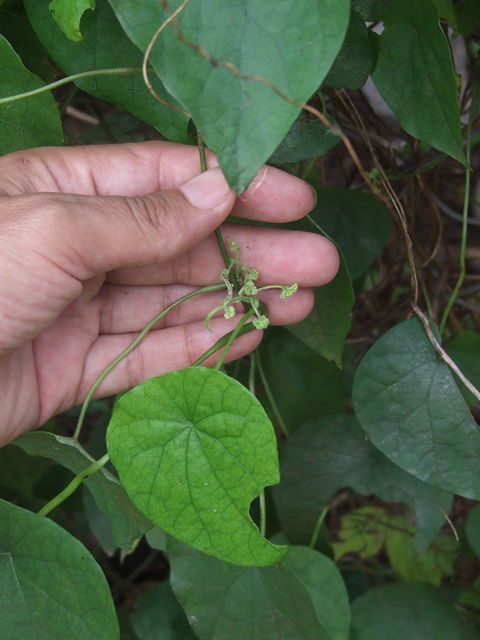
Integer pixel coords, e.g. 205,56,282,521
21,167,235,280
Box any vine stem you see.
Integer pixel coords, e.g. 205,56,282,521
255,351,289,437
73,283,225,440
192,324,257,366
0,68,141,105
38,454,110,517
249,353,267,538
213,308,256,371
309,506,328,549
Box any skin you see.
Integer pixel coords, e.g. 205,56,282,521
0,141,339,447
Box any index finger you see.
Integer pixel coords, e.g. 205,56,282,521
0,141,316,222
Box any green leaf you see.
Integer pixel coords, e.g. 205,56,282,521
282,547,351,640
465,505,480,557
0,498,119,639
107,367,285,566
130,582,195,640
269,115,341,165
352,317,480,499
324,10,374,89
13,431,151,550
24,0,188,142
332,506,387,560
168,539,340,640
446,331,480,407
107,0,350,192
351,0,395,21
0,445,53,500
273,415,452,552
49,0,95,41
0,34,63,154
308,187,391,280
260,329,346,433
287,253,354,367
431,0,457,24
455,0,480,35
351,583,479,640
372,0,465,164
384,515,457,586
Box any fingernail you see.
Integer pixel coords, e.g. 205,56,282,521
309,183,317,209
180,167,231,209
239,166,269,201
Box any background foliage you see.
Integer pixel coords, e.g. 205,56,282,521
1,0,480,638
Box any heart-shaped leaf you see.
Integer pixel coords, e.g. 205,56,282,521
107,0,350,191
107,367,285,566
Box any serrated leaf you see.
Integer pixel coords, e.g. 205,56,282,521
168,539,336,640
372,0,465,164
0,498,119,639
465,505,480,557
25,0,188,141
352,317,480,499
324,10,374,89
49,0,95,41
351,583,479,640
269,115,341,165
308,187,391,280
107,367,285,566
273,415,452,552
107,0,350,192
287,253,354,367
13,431,151,550
259,329,346,433
446,331,480,407
0,34,63,154
130,582,195,640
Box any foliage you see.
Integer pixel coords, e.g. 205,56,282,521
1,0,480,637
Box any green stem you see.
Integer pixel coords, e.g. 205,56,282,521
0,67,141,105
439,105,475,336
255,351,289,436
38,454,110,517
259,491,267,538
309,506,328,549
192,324,257,366
249,353,256,394
73,283,225,440
214,308,256,371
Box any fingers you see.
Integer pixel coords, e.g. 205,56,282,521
77,316,263,401
98,283,315,334
108,225,340,288
0,142,315,222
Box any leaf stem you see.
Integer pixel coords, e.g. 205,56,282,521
192,324,257,366
259,491,267,538
73,283,225,440
38,454,110,517
309,506,328,549
0,67,141,105
214,308,256,371
255,351,289,436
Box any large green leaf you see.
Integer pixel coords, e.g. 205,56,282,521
0,445,53,500
260,329,346,433
108,0,350,192
269,114,341,165
351,583,479,640
372,0,464,164
130,582,195,640
0,498,119,639
287,254,354,367
324,9,373,89
49,0,95,41
107,367,285,566
465,505,480,558
446,330,480,407
168,539,348,640
273,415,452,551
0,34,63,154
308,187,391,280
352,318,480,498
13,431,151,550
25,0,187,141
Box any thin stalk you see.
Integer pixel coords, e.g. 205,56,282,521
259,491,267,538
439,92,476,336
249,353,256,394
309,506,328,549
192,324,257,366
73,283,225,440
0,68,141,105
214,308,255,371
255,351,289,436
38,454,110,517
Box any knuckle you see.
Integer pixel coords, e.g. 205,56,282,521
124,193,177,235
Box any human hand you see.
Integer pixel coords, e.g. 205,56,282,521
0,141,338,447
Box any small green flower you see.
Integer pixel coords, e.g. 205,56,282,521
280,283,298,299
223,305,236,319
252,315,270,330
